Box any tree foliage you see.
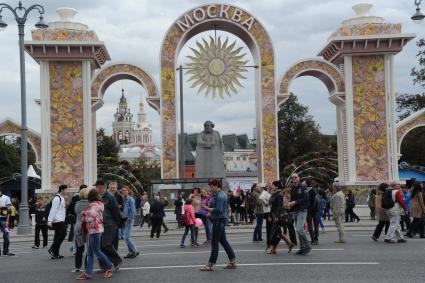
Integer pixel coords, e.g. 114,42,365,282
278,94,336,167
96,128,160,193
396,39,425,166
0,136,36,179
277,93,338,186
97,128,119,165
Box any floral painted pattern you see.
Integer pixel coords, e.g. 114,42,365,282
0,120,41,164
279,60,345,95
32,28,98,41
50,62,84,189
332,23,401,37
161,4,278,181
352,56,388,181
91,64,159,108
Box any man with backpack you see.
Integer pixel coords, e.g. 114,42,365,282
383,182,408,244
47,184,68,259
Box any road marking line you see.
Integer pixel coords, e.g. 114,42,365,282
116,262,378,270
127,248,344,256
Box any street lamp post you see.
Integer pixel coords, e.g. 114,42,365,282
0,1,48,235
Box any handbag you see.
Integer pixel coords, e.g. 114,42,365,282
179,214,190,227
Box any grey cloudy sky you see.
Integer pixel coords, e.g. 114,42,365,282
0,0,423,145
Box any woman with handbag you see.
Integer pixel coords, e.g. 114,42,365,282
77,189,114,280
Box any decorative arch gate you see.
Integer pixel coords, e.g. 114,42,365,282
24,4,414,191
160,4,278,182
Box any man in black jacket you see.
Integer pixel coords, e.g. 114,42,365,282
289,174,311,255
306,180,320,245
95,179,122,270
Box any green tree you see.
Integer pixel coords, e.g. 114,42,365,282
396,39,425,166
399,127,425,166
277,93,336,174
0,136,36,179
97,128,119,168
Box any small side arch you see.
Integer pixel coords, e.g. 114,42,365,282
397,109,425,154
0,119,41,167
278,58,345,106
91,63,160,112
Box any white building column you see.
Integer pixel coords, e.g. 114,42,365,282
385,54,399,181
343,55,356,183
82,61,93,186
40,61,51,192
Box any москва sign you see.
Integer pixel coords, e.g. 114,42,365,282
176,4,255,32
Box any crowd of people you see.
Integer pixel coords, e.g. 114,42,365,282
0,175,424,278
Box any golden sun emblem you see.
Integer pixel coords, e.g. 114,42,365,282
186,36,248,98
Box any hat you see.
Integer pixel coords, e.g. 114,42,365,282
93,179,105,187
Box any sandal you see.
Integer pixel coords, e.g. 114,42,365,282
223,262,237,269
76,273,91,280
288,242,294,253
200,265,213,271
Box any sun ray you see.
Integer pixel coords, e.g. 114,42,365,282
185,36,248,98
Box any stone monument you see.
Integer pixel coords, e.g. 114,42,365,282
195,121,225,180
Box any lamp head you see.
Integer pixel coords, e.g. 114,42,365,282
0,15,8,31
35,15,48,29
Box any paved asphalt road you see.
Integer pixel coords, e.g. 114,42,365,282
1,222,424,283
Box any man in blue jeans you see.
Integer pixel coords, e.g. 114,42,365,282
289,174,311,256
252,183,264,242
200,179,236,271
0,187,15,256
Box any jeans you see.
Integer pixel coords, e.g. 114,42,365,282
294,210,310,250
122,220,137,253
208,219,235,265
50,221,66,256
385,210,404,241
202,216,212,241
253,213,263,241
0,218,10,255
86,233,113,276
180,224,195,245
34,224,48,247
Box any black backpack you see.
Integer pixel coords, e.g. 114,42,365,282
381,190,395,209
45,195,61,220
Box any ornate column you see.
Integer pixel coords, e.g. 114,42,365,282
25,8,109,191
319,4,414,186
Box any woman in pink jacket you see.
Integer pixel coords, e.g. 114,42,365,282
180,198,196,248
77,189,113,280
